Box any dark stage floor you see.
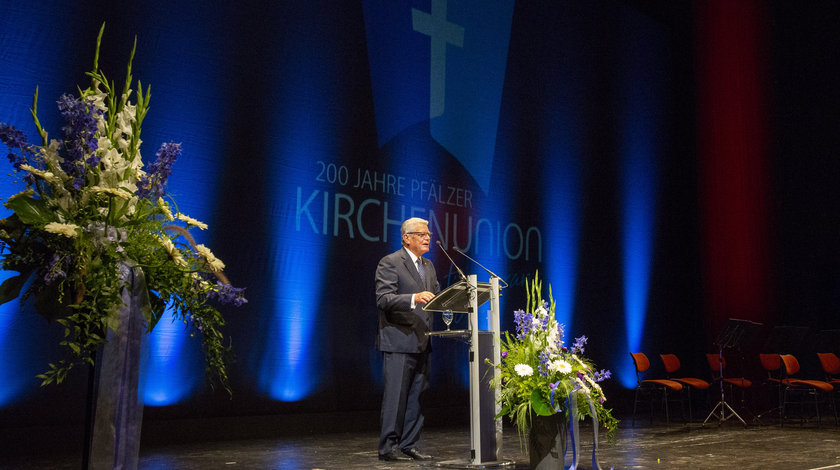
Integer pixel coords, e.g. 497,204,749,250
3,421,840,470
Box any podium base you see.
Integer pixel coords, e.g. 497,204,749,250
436,458,516,469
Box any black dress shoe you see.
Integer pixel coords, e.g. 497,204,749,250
379,449,411,461
402,448,433,460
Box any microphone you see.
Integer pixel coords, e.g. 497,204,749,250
436,240,467,282
453,247,509,288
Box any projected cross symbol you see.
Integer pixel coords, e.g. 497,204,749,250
412,0,464,118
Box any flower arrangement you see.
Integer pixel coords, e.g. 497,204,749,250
0,24,245,392
492,272,618,441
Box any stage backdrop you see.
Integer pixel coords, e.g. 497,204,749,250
2,0,840,429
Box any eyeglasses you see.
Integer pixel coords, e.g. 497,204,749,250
407,232,432,239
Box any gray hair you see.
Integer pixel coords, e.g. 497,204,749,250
401,217,429,246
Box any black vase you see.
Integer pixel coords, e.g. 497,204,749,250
527,413,567,469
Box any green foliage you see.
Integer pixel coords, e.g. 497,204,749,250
0,24,243,394
490,272,618,442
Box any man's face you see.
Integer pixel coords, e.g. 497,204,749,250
404,224,431,257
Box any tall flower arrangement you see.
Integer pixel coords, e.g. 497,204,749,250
493,272,618,440
0,25,245,392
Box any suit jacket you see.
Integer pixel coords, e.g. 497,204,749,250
375,247,440,353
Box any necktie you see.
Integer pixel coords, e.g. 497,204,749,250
416,258,425,284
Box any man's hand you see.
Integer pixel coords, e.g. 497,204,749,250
413,291,435,305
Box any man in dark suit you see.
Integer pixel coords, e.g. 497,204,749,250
375,217,440,461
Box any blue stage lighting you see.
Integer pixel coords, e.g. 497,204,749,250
0,5,80,407
616,8,665,389
542,144,582,339
254,23,340,399
256,244,324,401
132,24,227,404
0,273,37,406
141,306,203,406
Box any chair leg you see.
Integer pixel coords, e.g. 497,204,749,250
781,387,787,427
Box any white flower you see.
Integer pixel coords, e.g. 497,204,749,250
157,198,174,221
89,90,108,113
42,140,62,166
548,359,572,375
195,244,225,272
89,186,132,199
192,272,211,290
573,376,591,395
44,222,80,238
18,164,62,186
546,326,561,353
117,107,136,137
514,364,534,377
176,213,208,230
155,235,188,267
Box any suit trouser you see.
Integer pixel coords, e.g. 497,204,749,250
379,350,430,455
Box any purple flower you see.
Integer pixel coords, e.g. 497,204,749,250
1,123,37,184
540,314,550,331
136,142,181,199
538,351,551,376
513,309,536,339
0,123,30,150
549,380,562,409
593,369,612,382
42,253,70,285
554,324,565,350
571,335,588,355
205,280,248,307
56,94,102,183
501,351,508,359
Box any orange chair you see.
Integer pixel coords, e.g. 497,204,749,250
755,353,785,423
759,353,783,383
779,354,835,426
660,353,710,422
816,352,840,425
817,352,840,384
630,352,684,426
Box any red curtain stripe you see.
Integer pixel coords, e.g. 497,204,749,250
695,0,774,339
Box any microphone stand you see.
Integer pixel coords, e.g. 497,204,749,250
436,240,468,282
453,247,508,288
435,241,470,332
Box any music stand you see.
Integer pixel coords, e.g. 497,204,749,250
761,325,809,355
703,319,762,426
